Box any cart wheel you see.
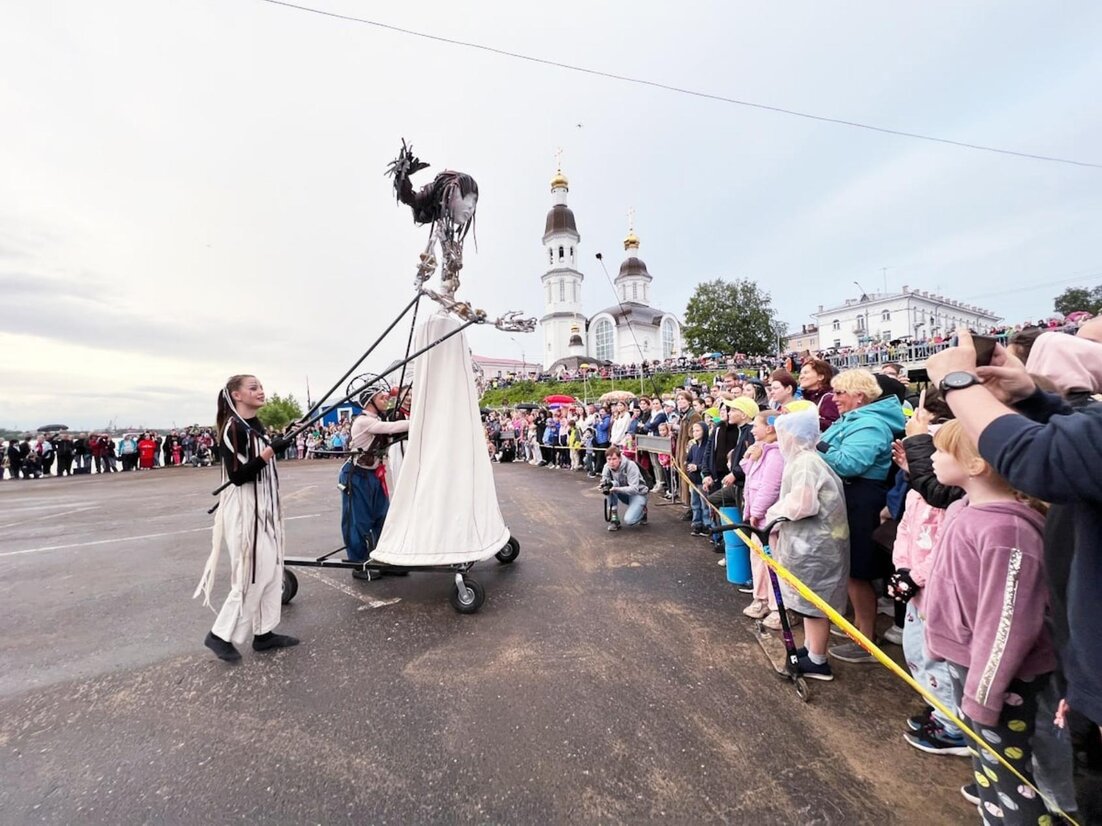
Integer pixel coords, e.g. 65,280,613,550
604,500,612,523
281,569,299,605
794,676,811,702
496,536,520,564
450,577,485,614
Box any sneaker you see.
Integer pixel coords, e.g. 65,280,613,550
878,596,895,617
717,558,726,566
796,655,834,681
829,625,849,639
711,541,724,554
607,519,621,532
881,624,904,645
960,783,980,805
663,492,674,501
829,642,875,663
737,585,754,594
742,599,770,619
904,723,971,757
762,611,801,631
907,706,935,732
690,524,704,536
640,507,648,525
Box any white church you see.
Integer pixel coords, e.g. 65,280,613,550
538,165,683,371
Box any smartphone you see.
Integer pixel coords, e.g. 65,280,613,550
972,335,997,367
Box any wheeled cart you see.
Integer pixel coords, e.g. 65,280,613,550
281,535,520,614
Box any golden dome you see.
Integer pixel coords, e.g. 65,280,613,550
623,229,640,250
550,169,569,190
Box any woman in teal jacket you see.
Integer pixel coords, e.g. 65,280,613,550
816,369,905,663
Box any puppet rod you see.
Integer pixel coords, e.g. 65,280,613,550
209,314,481,505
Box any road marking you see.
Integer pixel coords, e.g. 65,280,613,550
0,514,321,557
0,505,98,529
299,568,402,610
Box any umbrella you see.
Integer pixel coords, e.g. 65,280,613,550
515,402,540,411
37,424,69,432
599,390,636,403
543,394,575,404
703,352,723,359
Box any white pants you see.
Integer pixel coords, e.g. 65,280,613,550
212,523,283,645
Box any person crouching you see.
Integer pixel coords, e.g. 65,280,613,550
601,445,649,532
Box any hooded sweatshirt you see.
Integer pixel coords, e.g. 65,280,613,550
685,422,712,485
923,498,1054,726
817,394,906,481
740,440,784,524
1026,331,1102,395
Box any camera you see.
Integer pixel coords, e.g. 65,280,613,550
600,480,613,494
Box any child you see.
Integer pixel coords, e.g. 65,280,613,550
923,420,1053,821
656,422,673,498
739,412,785,626
685,421,713,536
764,409,850,681
567,419,583,470
582,426,597,476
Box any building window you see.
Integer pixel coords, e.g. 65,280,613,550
632,283,638,300
572,281,578,302
594,318,614,362
621,286,626,301
833,339,841,348
569,246,574,264
558,246,564,262
882,310,891,321
832,319,840,331
548,248,553,264
643,284,648,301
662,318,676,358
559,279,565,301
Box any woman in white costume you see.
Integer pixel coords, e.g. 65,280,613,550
195,374,299,661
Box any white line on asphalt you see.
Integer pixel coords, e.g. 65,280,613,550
299,568,402,610
0,505,98,529
0,514,321,558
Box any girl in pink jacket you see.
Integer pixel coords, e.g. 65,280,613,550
739,412,784,624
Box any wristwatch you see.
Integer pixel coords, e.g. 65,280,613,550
939,371,981,394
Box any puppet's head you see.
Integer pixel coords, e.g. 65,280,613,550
774,408,819,462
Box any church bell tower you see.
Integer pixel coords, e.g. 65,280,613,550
539,156,585,368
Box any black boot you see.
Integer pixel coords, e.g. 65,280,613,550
253,631,300,651
204,631,241,661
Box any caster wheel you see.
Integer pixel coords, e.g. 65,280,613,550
450,577,485,614
795,676,811,702
496,536,520,564
281,570,298,605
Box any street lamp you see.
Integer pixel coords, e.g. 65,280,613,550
509,336,526,380
853,280,871,344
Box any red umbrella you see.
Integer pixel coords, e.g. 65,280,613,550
543,394,575,405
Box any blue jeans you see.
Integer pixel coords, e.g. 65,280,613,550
689,487,708,527
902,601,961,738
607,491,647,526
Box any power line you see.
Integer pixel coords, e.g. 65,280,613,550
957,270,1102,301
255,0,1101,170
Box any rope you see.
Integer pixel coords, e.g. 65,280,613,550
667,459,1078,825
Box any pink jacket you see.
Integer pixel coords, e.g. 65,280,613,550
924,498,1055,727
891,489,948,609
740,441,784,524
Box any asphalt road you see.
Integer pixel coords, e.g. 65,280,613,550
0,460,975,824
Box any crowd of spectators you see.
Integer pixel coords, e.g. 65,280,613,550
484,316,1102,821
0,421,364,480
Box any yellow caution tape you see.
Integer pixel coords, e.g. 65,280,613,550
669,459,1077,825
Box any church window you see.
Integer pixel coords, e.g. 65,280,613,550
548,248,553,264
558,245,564,262
882,310,891,321
570,246,574,264
594,318,614,362
662,317,676,358
559,279,565,301
632,283,638,300
832,319,840,331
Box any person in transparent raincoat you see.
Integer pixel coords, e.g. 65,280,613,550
765,409,850,681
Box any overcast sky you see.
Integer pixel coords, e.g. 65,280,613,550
2,1,1100,430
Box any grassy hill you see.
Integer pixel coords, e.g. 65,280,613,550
480,372,718,408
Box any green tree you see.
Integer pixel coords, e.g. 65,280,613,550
682,278,786,356
258,393,304,431
1054,285,1102,316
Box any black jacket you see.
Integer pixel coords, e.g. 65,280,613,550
902,433,964,509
